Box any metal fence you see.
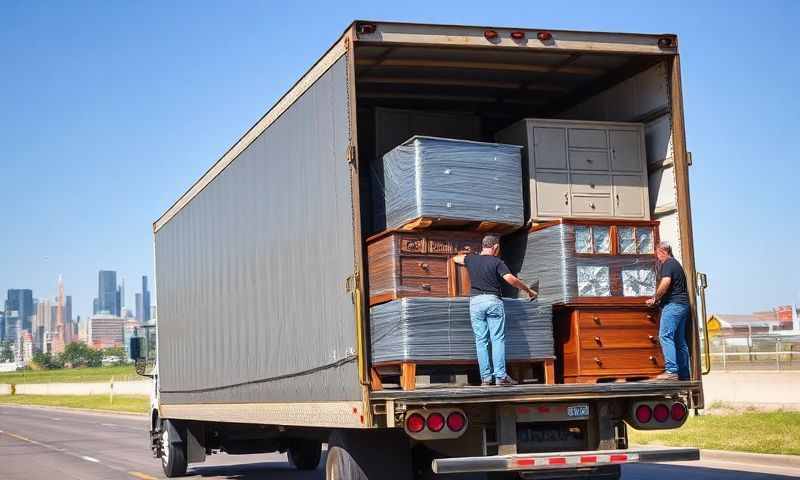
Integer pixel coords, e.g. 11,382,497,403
704,334,800,371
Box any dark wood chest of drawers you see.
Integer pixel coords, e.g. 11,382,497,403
554,304,664,383
367,230,483,306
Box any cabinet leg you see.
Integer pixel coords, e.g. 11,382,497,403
544,359,555,385
370,368,383,391
401,363,416,391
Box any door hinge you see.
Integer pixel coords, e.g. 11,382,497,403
345,272,360,293
346,144,357,166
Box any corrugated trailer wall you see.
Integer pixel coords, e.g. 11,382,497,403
155,55,362,404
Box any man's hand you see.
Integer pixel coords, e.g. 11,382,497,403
452,254,466,266
526,289,538,301
503,273,537,301
646,296,657,306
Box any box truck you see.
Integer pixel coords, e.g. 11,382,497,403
132,20,709,479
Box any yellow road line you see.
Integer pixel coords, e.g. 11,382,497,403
128,472,159,480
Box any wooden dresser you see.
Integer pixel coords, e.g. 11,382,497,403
554,302,664,383
367,230,483,306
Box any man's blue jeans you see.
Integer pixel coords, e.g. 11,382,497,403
469,294,506,381
659,302,691,380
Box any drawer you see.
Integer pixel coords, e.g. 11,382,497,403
571,173,611,194
571,194,611,216
568,149,609,171
580,328,659,350
399,276,450,296
578,310,659,329
426,237,455,255
568,128,608,149
400,257,448,277
580,348,663,372
399,235,426,253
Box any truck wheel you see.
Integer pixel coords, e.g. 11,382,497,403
160,420,188,477
289,439,322,470
326,446,369,480
326,430,413,480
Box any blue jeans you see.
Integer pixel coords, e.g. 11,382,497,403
470,294,506,380
659,302,691,380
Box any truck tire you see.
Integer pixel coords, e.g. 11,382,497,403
160,420,188,477
326,430,413,480
289,439,322,470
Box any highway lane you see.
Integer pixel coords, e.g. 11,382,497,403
0,404,798,480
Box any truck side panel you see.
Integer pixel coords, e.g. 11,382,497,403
155,54,361,404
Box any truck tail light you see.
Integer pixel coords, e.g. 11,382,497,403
537,31,553,41
446,412,467,432
427,413,445,432
511,31,525,40
653,404,670,423
671,403,687,422
484,30,498,40
635,404,652,423
406,413,425,433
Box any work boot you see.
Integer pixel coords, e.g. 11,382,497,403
495,376,518,386
652,372,679,381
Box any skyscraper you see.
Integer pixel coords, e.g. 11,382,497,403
0,309,5,342
97,270,118,315
5,289,34,332
135,293,143,321
142,276,151,322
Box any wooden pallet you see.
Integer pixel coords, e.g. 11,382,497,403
370,358,555,391
398,216,521,234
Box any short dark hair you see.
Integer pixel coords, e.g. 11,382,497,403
482,235,501,249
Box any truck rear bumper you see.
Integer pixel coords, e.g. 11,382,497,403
431,447,699,474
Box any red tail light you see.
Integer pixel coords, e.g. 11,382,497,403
635,404,652,423
446,412,467,432
427,413,445,432
653,404,670,423
406,413,425,433
537,31,553,41
484,30,498,40
511,31,525,40
671,403,687,422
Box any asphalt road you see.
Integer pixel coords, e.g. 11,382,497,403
0,404,798,480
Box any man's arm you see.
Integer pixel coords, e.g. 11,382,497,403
502,273,538,300
646,277,672,306
453,254,466,265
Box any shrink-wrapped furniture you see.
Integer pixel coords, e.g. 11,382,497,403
367,230,483,306
502,219,664,383
382,136,525,231
496,118,650,221
370,297,555,390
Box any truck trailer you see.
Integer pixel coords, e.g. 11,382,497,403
134,20,709,479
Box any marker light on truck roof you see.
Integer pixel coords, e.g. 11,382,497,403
484,30,498,40
671,403,687,422
446,412,467,432
653,404,670,423
635,404,652,423
658,37,675,48
537,31,553,41
357,23,377,35
427,413,445,432
510,31,525,40
406,413,425,433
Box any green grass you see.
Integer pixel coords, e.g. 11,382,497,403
0,365,139,384
630,410,800,455
0,394,149,414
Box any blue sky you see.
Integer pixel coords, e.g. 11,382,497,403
1,1,797,319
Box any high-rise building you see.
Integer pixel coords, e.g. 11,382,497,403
0,309,5,342
88,314,125,349
135,293,143,321
142,276,151,322
97,270,118,315
5,289,34,332
65,295,72,323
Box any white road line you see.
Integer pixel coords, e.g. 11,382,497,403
81,455,100,463
100,423,119,427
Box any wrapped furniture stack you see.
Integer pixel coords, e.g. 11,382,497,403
367,136,555,390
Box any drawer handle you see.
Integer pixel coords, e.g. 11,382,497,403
616,193,620,206
594,357,603,366
594,336,602,346
649,356,657,364
649,335,657,343
646,314,654,321
593,315,601,325
586,158,593,163
589,202,596,209
564,192,569,205
417,262,430,270
421,283,432,291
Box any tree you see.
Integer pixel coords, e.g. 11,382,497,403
61,342,103,368
0,341,14,363
102,346,127,364
32,351,62,370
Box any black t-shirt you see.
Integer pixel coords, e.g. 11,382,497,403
464,254,511,297
659,257,689,305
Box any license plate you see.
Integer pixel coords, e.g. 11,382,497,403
567,405,589,417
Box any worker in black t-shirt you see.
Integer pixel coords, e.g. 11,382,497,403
647,241,691,381
454,235,537,386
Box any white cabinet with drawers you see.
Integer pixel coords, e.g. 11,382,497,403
496,118,650,221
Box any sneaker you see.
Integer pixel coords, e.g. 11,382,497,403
495,376,519,386
481,378,493,386
652,372,679,381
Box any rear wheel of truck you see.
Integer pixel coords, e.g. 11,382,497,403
325,430,413,480
160,420,188,477
289,439,322,470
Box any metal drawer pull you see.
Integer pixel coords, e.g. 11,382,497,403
649,356,657,363
586,158,593,163
417,262,429,270
594,336,602,345
648,335,656,343
593,315,601,325
594,357,603,366
589,202,596,209
564,192,569,204
421,283,432,291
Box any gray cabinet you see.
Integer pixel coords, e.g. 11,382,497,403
496,119,650,221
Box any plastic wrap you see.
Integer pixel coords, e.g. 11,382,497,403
502,222,658,304
370,297,555,364
382,136,524,230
